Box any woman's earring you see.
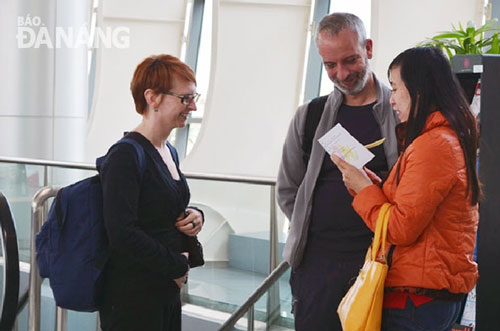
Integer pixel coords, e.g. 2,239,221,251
154,108,158,112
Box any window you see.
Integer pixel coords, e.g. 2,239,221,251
174,0,211,159
88,0,100,115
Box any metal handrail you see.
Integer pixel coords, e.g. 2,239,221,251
29,186,60,331
0,156,96,171
0,156,280,331
0,156,276,185
219,260,290,331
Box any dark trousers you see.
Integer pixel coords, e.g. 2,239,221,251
99,291,182,331
382,298,462,331
290,253,365,331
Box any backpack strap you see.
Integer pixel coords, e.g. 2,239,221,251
166,141,179,166
118,137,147,177
302,95,328,166
96,137,147,177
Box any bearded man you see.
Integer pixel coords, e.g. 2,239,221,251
277,12,399,331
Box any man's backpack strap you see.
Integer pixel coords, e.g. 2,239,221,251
302,95,328,166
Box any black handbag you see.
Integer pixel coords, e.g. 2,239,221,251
187,236,204,268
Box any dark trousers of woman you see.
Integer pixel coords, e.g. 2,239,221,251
290,252,365,331
98,268,182,331
99,292,181,331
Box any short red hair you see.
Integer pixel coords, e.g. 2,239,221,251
130,54,196,114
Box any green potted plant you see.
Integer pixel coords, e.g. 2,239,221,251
419,19,500,59
418,19,500,102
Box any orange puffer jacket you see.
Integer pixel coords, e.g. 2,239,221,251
353,111,478,294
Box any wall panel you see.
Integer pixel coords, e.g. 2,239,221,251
182,0,311,178
371,0,482,86
86,0,188,160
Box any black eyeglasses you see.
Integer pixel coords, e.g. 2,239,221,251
162,91,200,106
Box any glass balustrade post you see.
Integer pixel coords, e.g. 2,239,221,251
56,307,67,331
96,314,101,331
29,198,43,331
247,305,254,331
43,165,48,187
29,186,59,331
269,185,278,272
267,185,280,327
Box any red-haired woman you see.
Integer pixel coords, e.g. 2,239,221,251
99,54,203,331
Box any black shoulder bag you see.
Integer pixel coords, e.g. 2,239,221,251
185,207,205,268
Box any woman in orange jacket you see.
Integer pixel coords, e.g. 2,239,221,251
332,46,480,331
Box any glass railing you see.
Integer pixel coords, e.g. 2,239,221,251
0,161,99,331
0,157,294,330
219,261,292,331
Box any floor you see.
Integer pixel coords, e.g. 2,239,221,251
186,263,294,328
9,264,294,331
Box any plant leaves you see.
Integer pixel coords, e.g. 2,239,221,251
487,33,500,54
416,18,500,60
432,32,467,39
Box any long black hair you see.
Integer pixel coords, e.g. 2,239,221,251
388,47,481,204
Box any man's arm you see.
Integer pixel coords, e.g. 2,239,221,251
276,104,308,220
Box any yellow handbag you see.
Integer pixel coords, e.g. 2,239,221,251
337,203,391,331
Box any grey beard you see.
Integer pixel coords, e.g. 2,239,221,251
335,63,371,96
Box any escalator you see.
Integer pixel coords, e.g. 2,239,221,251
0,192,26,330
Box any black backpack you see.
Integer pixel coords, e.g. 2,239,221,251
301,95,328,166
35,137,146,312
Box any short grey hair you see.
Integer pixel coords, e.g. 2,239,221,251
316,12,367,47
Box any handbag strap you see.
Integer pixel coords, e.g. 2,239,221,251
371,203,391,261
